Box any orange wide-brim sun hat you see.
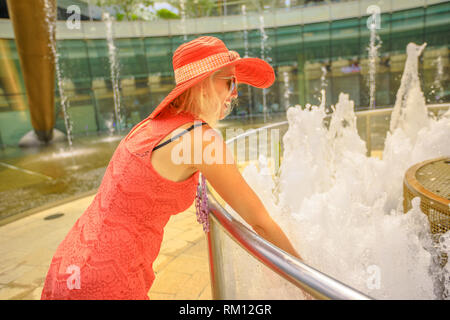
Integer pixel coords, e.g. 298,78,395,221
148,36,275,119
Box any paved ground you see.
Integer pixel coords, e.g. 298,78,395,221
0,194,211,300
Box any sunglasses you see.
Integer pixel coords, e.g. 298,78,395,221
216,76,237,95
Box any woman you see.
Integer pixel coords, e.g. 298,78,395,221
41,36,300,300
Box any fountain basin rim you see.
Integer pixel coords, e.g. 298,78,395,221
224,103,450,144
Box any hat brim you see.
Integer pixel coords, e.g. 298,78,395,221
148,56,275,120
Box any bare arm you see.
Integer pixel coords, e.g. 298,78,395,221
188,125,302,260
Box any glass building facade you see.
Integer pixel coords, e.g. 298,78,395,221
0,1,448,147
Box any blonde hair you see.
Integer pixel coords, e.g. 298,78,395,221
167,70,223,128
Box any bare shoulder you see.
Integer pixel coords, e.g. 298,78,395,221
184,124,268,231
183,123,234,170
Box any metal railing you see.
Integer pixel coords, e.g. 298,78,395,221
206,190,372,300
204,104,449,300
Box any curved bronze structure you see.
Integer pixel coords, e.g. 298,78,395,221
7,0,56,142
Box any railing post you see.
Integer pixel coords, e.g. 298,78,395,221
206,214,224,300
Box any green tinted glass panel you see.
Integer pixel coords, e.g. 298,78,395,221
304,22,330,61
331,18,360,59
276,25,302,65
390,8,425,53
57,40,91,90
425,3,450,47
115,38,147,79
224,31,246,55
86,39,110,80
144,37,172,76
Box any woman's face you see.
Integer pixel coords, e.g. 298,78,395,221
214,66,238,120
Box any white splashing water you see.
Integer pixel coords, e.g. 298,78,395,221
103,12,123,134
180,0,187,41
220,43,450,299
431,55,445,103
320,65,328,91
389,43,429,142
367,21,381,109
44,0,73,146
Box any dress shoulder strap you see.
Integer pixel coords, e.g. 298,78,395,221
123,108,208,159
152,122,208,151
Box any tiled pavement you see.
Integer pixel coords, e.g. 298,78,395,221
0,158,259,301
0,195,211,300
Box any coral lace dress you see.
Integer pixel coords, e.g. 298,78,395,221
41,108,206,300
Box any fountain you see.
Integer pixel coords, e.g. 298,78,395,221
215,42,450,300
320,65,328,92
430,56,445,103
319,64,328,111
258,11,272,122
366,5,382,109
179,0,188,41
103,112,116,136
389,43,428,141
103,12,123,134
44,0,73,146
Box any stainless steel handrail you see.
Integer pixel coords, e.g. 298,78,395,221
207,192,372,300
204,104,449,300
